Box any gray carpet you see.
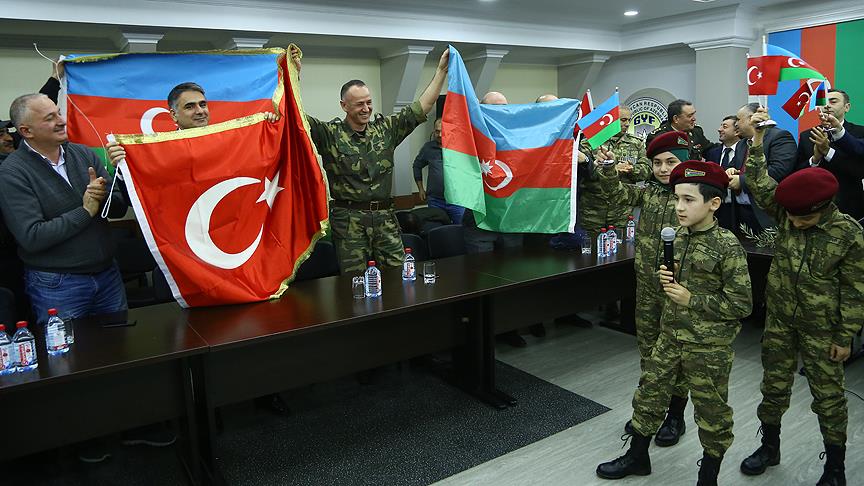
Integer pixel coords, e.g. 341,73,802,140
217,360,609,486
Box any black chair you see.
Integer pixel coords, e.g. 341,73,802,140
401,233,428,261
426,224,466,259
115,236,156,285
295,240,340,281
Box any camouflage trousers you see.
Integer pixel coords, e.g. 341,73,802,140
329,207,403,274
635,275,687,397
756,315,848,445
632,331,735,458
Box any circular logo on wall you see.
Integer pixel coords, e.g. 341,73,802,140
628,97,667,139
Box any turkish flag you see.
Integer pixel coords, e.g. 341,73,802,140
115,58,329,308
747,56,783,95
781,81,813,120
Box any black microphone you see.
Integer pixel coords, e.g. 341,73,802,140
661,227,676,278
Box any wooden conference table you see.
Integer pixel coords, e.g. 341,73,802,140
0,245,639,485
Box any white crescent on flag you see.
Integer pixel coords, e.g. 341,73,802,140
140,107,170,134
480,159,514,191
747,66,759,86
788,58,805,68
599,113,614,127
184,172,284,270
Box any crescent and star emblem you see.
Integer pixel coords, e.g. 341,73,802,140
599,114,614,127
480,159,513,191
184,172,284,269
788,58,805,68
746,66,762,86
140,107,170,134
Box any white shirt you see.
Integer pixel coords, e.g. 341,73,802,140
23,140,71,186
720,144,751,206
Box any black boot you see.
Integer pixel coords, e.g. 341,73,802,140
696,453,722,486
740,422,781,475
623,419,634,435
816,443,846,486
596,432,652,479
655,395,687,446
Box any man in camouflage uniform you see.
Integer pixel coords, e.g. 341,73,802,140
579,105,651,238
292,47,450,272
646,99,715,161
739,108,864,486
593,131,691,445
596,161,752,485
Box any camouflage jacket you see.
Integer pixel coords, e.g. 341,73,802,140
745,145,864,346
595,163,678,288
660,221,752,346
645,121,715,161
306,101,426,202
578,135,650,235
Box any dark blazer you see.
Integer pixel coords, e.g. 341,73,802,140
797,120,864,220
707,140,775,229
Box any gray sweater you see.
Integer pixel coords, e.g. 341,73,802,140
0,142,127,273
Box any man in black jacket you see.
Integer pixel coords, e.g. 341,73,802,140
797,89,864,220
735,103,798,184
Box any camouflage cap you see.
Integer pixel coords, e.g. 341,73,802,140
775,167,838,215
670,160,729,190
647,130,689,159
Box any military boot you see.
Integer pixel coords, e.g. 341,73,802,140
816,443,846,486
596,432,652,479
696,453,722,486
655,395,687,446
740,423,780,475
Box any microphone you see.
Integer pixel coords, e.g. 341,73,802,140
661,227,676,278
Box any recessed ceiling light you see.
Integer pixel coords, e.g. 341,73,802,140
624,10,639,16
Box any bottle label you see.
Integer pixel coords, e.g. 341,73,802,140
403,261,415,278
626,227,635,240
46,323,67,350
17,341,35,366
0,343,11,369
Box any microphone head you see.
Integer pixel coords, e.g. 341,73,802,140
660,227,676,242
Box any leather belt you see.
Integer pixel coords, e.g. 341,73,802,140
332,199,393,211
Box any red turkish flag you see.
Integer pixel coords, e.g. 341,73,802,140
115,59,329,307
781,81,814,120
747,56,783,95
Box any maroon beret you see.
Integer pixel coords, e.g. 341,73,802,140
774,167,838,216
669,160,730,190
647,131,689,159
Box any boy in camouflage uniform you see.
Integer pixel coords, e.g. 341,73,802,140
739,108,864,486
593,131,692,445
596,161,752,486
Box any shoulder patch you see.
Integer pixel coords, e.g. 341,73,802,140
684,168,706,177
677,136,688,146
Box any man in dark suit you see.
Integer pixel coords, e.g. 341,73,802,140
706,115,770,233
797,89,864,220
736,103,798,183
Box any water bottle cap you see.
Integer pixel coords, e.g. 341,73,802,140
368,260,376,266
47,308,58,316
16,321,27,328
0,324,4,331
628,215,634,220
405,248,412,253
600,227,606,232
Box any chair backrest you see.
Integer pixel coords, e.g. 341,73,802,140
426,224,466,259
152,267,174,303
115,237,157,276
401,233,429,261
295,240,341,281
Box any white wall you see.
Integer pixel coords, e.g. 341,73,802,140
592,46,696,107
0,47,63,119
488,63,559,104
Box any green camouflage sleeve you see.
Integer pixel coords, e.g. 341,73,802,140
384,101,427,147
688,243,753,322
595,164,646,208
743,145,783,220
629,140,652,182
836,229,864,346
305,114,329,151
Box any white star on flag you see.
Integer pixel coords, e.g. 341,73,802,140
257,171,284,209
480,159,494,175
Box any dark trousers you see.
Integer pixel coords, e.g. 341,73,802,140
717,201,763,235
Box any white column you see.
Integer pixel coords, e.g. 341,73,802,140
463,48,509,99
689,37,753,132
557,54,609,99
118,32,163,53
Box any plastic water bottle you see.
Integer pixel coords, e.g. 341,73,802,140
0,324,15,376
12,321,38,372
364,260,382,297
402,248,416,281
45,308,70,355
607,226,618,254
626,215,636,243
597,228,608,258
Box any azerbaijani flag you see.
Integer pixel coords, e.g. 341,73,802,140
768,19,864,134
63,49,281,167
809,80,827,111
575,91,620,150
442,46,580,233
766,44,826,82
